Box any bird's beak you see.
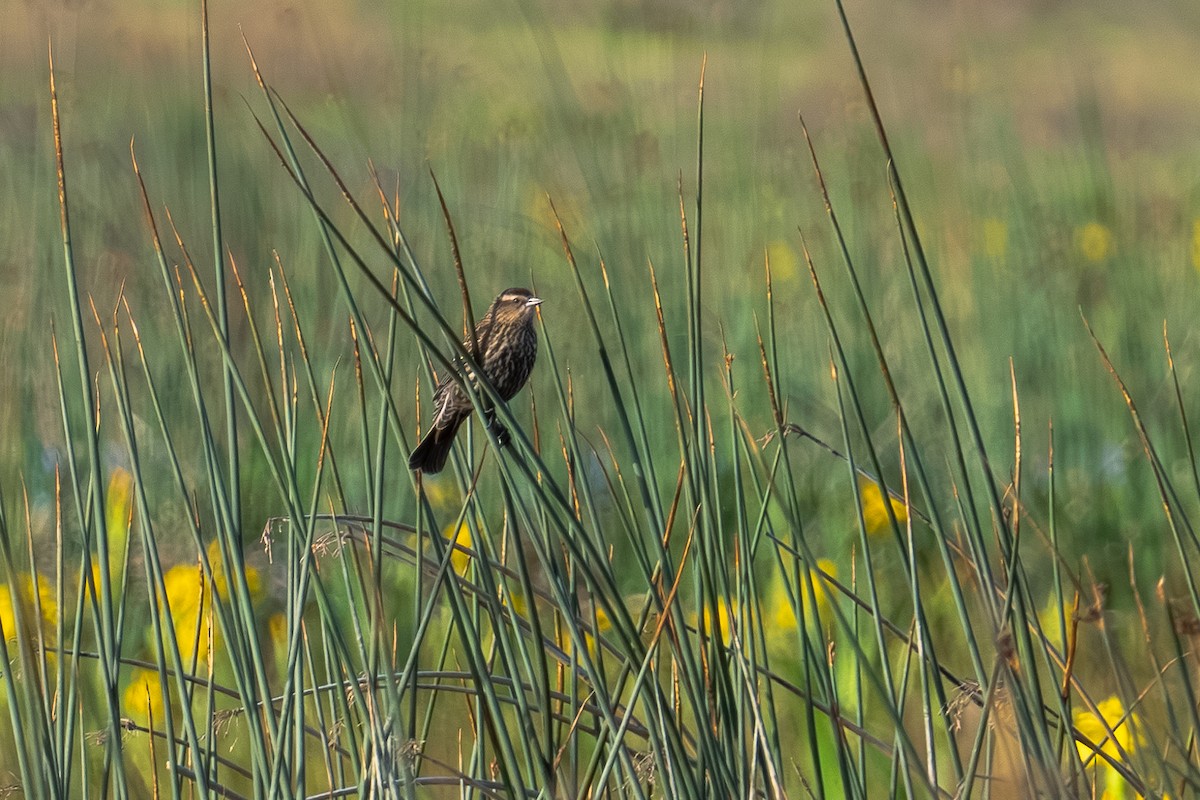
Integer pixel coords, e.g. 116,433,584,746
525,296,543,308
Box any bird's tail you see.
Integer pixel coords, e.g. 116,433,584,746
408,418,464,474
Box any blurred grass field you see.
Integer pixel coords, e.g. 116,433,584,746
6,0,1200,561
4,0,1200,796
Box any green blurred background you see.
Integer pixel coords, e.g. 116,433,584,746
5,0,1200,584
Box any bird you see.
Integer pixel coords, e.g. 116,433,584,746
408,287,543,474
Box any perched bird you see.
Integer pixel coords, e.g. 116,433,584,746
408,287,543,473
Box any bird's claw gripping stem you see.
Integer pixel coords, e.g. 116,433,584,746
486,412,510,447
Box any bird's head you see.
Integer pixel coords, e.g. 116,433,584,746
491,287,543,324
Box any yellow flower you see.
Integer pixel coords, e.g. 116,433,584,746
1075,694,1159,798
770,560,837,632
82,559,102,598
1075,696,1144,763
162,561,214,663
554,604,613,661
592,606,611,637
443,523,473,576
502,587,528,620
859,478,909,535
73,470,135,603
123,667,166,727
694,597,739,641
1076,222,1114,262
584,606,612,657
0,573,57,645
1191,219,1200,272
764,239,798,282
105,469,133,586
268,612,287,649
1037,595,1073,652
267,611,289,676
982,218,1008,260
158,542,266,669
206,540,263,603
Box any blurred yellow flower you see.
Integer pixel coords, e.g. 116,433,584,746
584,606,612,657
105,469,133,584
1191,219,1200,272
76,469,136,602
765,239,798,282
123,667,166,727
1037,595,1073,652
106,468,134,532
206,540,263,602
267,611,289,675
1075,695,1152,799
592,606,611,636
770,559,837,632
555,604,613,661
268,612,287,650
1075,695,1144,763
0,573,57,645
443,523,473,576
500,587,529,621
162,561,213,664
160,541,264,665
694,596,739,641
982,218,1008,260
82,559,102,598
859,478,909,535
1076,222,1114,262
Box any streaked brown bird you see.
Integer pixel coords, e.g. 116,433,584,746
408,287,543,474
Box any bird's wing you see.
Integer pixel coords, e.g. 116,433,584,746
469,306,500,360
425,307,496,428
431,384,457,428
